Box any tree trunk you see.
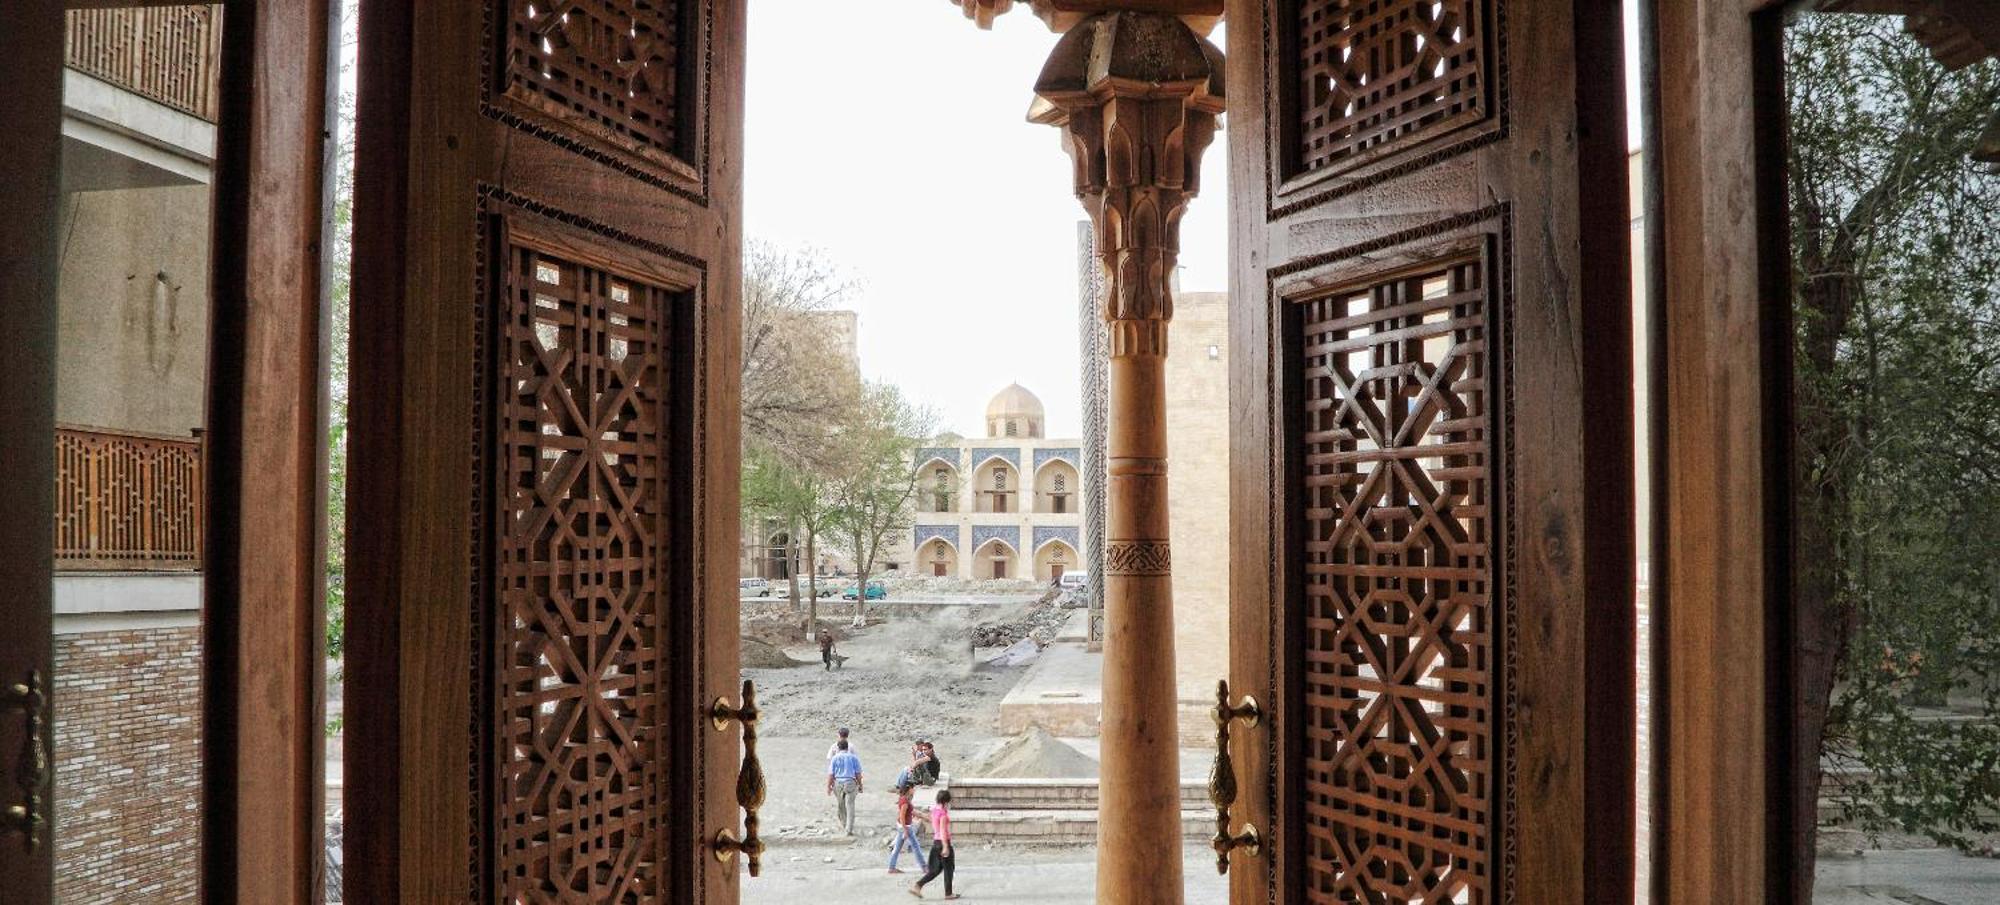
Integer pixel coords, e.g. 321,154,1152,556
852,560,868,628
785,517,801,613
806,528,820,640
1790,261,1862,902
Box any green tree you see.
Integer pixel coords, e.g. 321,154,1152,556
1786,11,2000,885
740,445,840,635
828,382,933,624
326,11,358,728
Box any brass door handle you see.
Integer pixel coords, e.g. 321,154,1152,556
710,679,767,876
2,670,48,851
1206,678,1260,874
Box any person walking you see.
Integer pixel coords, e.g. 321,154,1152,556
885,780,927,875
826,726,858,762
818,627,837,671
826,739,863,836
909,788,957,899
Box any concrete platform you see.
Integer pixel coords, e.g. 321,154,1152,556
948,776,1209,811
950,807,1214,845
997,643,1105,737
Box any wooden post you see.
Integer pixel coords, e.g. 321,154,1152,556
204,0,335,900
1031,13,1222,904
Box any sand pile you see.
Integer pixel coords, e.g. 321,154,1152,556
741,637,812,669
967,726,1100,779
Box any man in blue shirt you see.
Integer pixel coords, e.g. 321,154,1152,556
826,739,864,835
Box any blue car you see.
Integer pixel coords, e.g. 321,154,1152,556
840,581,888,601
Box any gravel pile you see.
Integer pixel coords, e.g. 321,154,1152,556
966,590,1073,649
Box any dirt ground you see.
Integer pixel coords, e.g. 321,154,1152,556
738,603,1230,903
743,605,1017,841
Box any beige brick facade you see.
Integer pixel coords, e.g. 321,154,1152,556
53,627,203,904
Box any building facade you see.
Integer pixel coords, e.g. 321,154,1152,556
49,6,220,901
897,384,1086,582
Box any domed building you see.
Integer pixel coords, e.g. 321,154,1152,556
985,382,1046,439
896,383,1084,582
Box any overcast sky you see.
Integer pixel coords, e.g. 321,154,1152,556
338,3,1641,440
746,4,1640,440
743,5,1231,439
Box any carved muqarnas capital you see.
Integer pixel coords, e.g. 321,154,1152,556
949,0,1224,34
1031,12,1224,351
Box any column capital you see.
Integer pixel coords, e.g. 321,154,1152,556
1031,11,1222,354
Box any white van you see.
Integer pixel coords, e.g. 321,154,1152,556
738,577,771,597
1057,571,1088,591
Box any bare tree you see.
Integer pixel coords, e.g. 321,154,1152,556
740,240,860,466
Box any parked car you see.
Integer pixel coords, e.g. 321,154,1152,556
738,577,771,598
840,581,888,601
1058,571,1089,590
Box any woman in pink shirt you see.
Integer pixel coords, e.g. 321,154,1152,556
909,788,957,899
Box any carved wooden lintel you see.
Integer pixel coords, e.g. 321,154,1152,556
948,0,1222,34
1030,11,1223,357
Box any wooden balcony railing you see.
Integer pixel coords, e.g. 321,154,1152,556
55,427,203,572
65,5,223,122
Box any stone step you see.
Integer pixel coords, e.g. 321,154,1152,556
943,777,1208,811
949,807,1214,845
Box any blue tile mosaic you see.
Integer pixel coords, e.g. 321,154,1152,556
1032,525,1081,551
1033,447,1081,471
971,524,1022,553
968,447,1022,470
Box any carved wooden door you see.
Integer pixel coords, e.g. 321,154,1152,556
1224,1,1635,902
0,5,62,903
345,1,747,902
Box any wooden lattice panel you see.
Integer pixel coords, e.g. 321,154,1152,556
64,5,223,122
501,0,686,156
494,241,672,902
1296,0,1489,175
1295,260,1493,902
54,427,202,570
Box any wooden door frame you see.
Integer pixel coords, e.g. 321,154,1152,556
0,3,335,901
1647,0,1796,902
0,4,63,902
343,0,745,900
1225,0,1636,901
200,0,338,902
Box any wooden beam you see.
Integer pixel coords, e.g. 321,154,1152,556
1648,1,1791,901
201,0,334,902
0,4,62,902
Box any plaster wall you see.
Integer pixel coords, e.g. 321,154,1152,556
1166,291,1230,705
56,183,210,438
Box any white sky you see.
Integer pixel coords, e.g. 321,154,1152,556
744,5,1231,439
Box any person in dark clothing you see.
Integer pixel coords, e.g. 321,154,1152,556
909,789,956,899
818,627,836,671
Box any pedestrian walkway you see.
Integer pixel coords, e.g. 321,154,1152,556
1814,850,2000,904
744,843,1227,904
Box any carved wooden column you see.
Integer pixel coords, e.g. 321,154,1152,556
1031,13,1222,904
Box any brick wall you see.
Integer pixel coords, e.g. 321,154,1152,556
53,626,202,904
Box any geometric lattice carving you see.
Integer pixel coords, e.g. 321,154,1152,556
495,241,672,901
53,427,203,570
1295,260,1492,902
1297,0,1489,174
65,6,223,121
502,0,687,155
